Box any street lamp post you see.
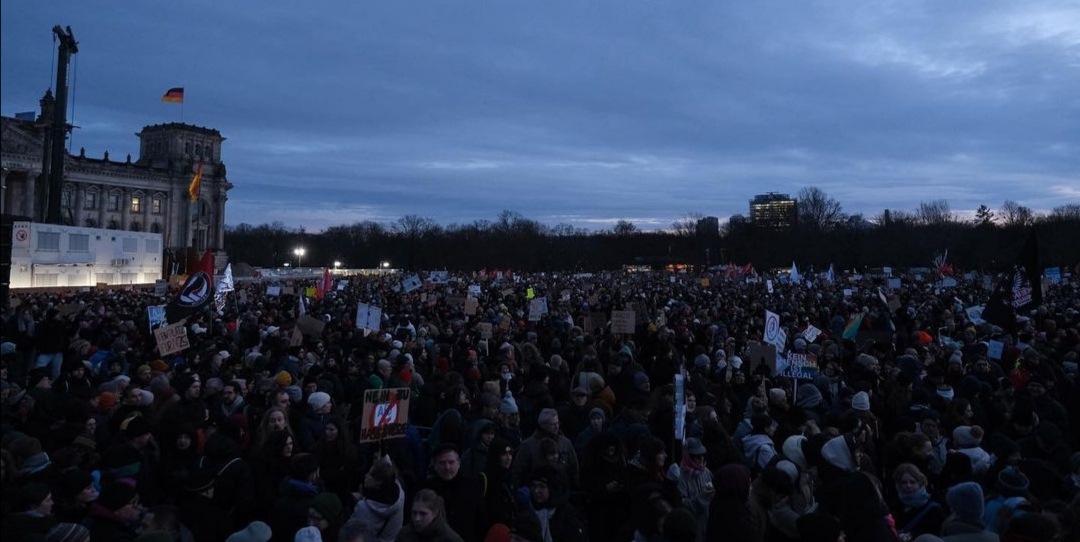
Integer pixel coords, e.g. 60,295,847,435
294,247,306,268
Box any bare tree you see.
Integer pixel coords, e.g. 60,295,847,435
395,214,441,239
1000,200,1035,227
1048,204,1080,221
672,212,704,236
796,186,845,231
613,220,637,236
916,200,954,225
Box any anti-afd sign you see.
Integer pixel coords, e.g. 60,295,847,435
153,322,190,356
360,388,411,442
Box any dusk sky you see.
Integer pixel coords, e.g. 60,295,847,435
3,1,1078,232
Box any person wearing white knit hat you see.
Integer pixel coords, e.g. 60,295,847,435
851,391,871,412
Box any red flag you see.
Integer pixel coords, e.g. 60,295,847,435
166,249,215,322
317,268,331,300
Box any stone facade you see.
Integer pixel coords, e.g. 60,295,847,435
1,97,232,257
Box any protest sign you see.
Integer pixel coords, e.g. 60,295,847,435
402,275,422,293
674,373,686,440
355,303,382,333
154,279,167,296
746,341,777,376
360,388,411,442
1045,267,1062,285
987,340,1005,360
282,286,295,296
428,271,449,284
147,305,166,335
464,297,479,316
883,267,893,277
468,284,482,298
965,306,986,325
887,278,901,290
477,322,493,339
782,352,819,380
766,280,774,294
611,310,636,334
446,296,466,308
843,288,853,297
154,322,190,356
802,325,822,343
337,279,348,291
289,327,304,347
764,310,786,351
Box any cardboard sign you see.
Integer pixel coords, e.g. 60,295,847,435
611,310,636,334
746,341,777,376
297,315,326,336
477,322,493,339
464,297,479,316
154,322,190,356
360,388,411,442
154,279,167,296
282,286,295,295
289,327,304,347
700,278,710,287
887,278,902,290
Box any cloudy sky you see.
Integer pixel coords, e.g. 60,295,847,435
3,1,1078,231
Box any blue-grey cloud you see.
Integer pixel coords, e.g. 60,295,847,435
3,0,1078,232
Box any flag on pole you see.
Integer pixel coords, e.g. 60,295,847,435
824,264,835,283
790,262,801,284
298,293,307,316
317,268,331,301
218,263,234,293
982,232,1042,330
842,313,864,341
166,249,215,322
162,87,185,103
188,162,203,202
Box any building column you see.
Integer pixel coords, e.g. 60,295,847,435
97,186,106,227
163,193,173,246
23,172,37,217
74,183,85,226
0,169,8,215
121,188,131,230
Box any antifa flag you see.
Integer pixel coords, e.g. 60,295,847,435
167,249,215,322
982,233,1041,330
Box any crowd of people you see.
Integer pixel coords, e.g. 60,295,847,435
1,266,1078,542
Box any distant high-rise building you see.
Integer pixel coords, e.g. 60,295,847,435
696,216,720,237
749,192,797,229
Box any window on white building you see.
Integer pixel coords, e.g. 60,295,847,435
69,233,90,252
146,239,161,253
85,191,98,210
123,238,138,253
152,198,163,214
37,232,60,251
131,196,142,213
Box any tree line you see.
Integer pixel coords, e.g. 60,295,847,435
224,190,1080,272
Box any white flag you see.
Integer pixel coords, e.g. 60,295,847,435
218,264,235,293
298,294,306,316
790,262,801,284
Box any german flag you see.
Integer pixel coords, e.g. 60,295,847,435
162,87,184,103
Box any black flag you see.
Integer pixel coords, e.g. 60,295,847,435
167,249,215,323
982,232,1041,330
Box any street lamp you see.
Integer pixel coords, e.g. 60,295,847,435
293,247,306,268
333,261,342,269
380,261,390,269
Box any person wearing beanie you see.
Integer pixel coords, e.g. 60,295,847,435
673,437,713,541
293,526,322,542
510,408,580,488
942,482,992,538
2,482,56,541
851,391,871,412
97,391,119,412
275,371,293,388
742,413,778,473
53,468,97,524
308,492,343,541
226,521,273,542
297,392,333,451
517,465,587,542
983,466,1035,534
952,426,992,475
496,391,523,448
85,481,141,541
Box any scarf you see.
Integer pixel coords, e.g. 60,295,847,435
898,487,931,508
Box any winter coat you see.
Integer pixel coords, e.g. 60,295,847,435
350,481,405,542
741,434,777,473
510,429,580,487
270,478,320,542
395,514,464,542
517,500,588,542
423,474,487,542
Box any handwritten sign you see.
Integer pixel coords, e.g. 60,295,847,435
611,310,636,334
360,388,411,442
464,297,479,316
154,322,190,356
477,322,493,339
154,279,167,296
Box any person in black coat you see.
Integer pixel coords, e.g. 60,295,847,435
481,437,518,528
270,453,322,542
581,431,630,542
423,444,487,542
517,464,588,542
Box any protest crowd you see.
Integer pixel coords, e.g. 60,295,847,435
1,262,1078,542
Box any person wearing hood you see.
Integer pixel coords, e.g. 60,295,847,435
481,437,518,528
815,434,863,518
573,407,607,457
742,413,779,474
517,465,587,542
270,453,322,542
940,482,997,540
837,472,899,542
396,489,463,542
510,409,580,488
674,437,714,542
349,455,404,542
462,419,498,478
